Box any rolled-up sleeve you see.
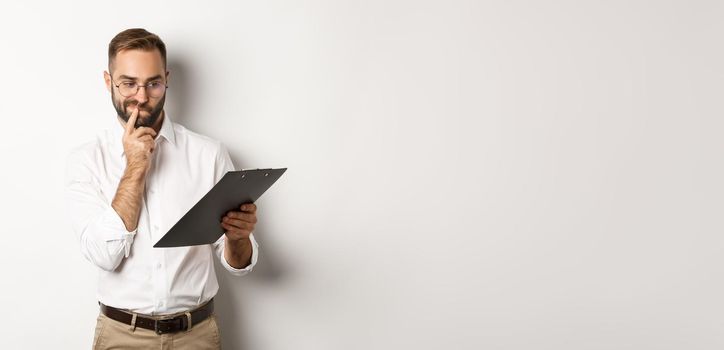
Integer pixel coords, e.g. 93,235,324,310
65,150,135,272
212,143,259,276
214,233,259,276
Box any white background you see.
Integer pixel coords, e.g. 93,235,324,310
0,1,722,349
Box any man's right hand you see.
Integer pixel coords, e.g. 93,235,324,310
112,108,156,232
122,107,157,172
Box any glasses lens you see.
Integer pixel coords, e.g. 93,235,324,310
147,83,166,98
118,83,137,97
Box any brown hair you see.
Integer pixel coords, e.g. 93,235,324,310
108,28,167,70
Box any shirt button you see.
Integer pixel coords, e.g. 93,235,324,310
157,263,162,269
153,225,159,231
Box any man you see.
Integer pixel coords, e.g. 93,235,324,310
65,28,258,349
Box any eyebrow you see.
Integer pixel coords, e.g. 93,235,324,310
117,74,164,82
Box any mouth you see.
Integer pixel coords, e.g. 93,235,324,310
127,105,152,114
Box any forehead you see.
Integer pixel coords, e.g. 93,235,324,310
111,49,165,79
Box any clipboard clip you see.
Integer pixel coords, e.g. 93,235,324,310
240,168,273,179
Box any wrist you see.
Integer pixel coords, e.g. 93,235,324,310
226,235,251,245
124,160,149,177
224,236,253,269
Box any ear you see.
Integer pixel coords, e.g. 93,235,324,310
103,71,112,93
165,70,170,85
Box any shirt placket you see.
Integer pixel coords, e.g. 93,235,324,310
146,141,169,313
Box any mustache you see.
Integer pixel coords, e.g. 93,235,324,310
124,100,153,112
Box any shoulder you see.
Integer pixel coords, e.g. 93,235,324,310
65,130,115,180
66,130,112,167
172,123,227,156
171,123,235,175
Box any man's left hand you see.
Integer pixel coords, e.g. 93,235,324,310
221,203,257,241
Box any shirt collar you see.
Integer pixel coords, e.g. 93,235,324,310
112,112,176,157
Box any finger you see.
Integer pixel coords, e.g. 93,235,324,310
222,214,256,228
222,217,254,230
139,135,154,143
125,107,139,135
225,211,257,223
226,220,254,233
221,222,251,238
239,203,257,213
132,126,157,138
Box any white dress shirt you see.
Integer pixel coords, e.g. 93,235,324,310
65,114,258,315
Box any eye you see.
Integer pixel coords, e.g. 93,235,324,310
120,82,136,88
148,81,163,88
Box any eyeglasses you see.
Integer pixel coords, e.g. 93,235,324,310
112,79,168,98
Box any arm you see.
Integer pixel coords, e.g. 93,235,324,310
212,144,259,274
111,161,149,232
113,108,157,231
213,233,259,276
221,203,257,268
225,237,253,268
65,160,138,271
65,108,156,271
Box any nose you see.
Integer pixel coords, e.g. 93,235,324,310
133,85,149,105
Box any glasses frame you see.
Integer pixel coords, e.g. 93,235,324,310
111,77,168,98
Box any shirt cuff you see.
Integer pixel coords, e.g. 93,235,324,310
98,206,137,258
220,233,259,275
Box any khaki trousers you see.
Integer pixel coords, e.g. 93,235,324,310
92,313,222,350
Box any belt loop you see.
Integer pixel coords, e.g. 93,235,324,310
185,312,193,331
129,313,137,332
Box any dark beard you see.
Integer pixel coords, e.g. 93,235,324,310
112,88,165,128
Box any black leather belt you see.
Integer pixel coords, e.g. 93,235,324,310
99,299,214,334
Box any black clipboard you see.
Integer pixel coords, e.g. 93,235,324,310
154,168,287,248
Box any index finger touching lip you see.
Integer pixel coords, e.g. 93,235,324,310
125,107,139,134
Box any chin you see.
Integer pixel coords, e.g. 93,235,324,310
137,119,154,127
